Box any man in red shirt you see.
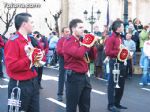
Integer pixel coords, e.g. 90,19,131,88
56,27,70,101
5,13,40,112
63,19,96,112
105,20,127,112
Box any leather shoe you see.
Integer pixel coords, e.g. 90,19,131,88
108,106,120,112
116,105,127,109
57,95,63,101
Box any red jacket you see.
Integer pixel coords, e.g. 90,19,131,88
56,36,66,57
105,32,122,58
63,35,96,73
4,32,37,80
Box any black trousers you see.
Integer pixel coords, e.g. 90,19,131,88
108,59,126,107
57,56,65,96
95,66,103,78
37,67,43,85
8,77,39,112
65,70,92,112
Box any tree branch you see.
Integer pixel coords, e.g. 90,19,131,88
0,16,7,24
45,18,52,31
8,8,17,27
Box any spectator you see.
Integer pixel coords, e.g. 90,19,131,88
0,34,5,79
139,25,149,68
124,32,136,78
140,32,150,86
33,31,49,89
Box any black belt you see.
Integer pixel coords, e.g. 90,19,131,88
72,71,86,75
10,77,37,83
66,69,86,76
110,58,124,64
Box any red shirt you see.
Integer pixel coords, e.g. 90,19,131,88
4,32,37,80
105,32,122,58
56,36,66,57
63,35,95,73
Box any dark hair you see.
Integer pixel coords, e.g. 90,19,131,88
111,20,123,32
69,19,83,34
15,13,32,30
33,31,40,38
84,30,89,34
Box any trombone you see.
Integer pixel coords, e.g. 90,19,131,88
8,81,21,112
112,61,120,88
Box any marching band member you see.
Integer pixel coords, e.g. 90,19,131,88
5,13,41,112
105,20,128,112
56,27,70,101
63,19,97,112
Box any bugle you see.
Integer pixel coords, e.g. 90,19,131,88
8,81,21,112
112,61,120,88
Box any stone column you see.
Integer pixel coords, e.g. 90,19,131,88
60,0,69,31
124,0,128,24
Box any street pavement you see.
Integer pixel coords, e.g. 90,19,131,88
0,66,150,112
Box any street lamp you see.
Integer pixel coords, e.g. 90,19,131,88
124,0,128,25
83,5,101,33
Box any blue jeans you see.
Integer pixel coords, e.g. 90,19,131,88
140,48,145,68
141,57,150,84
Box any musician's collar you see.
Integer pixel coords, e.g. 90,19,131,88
114,31,121,36
72,33,80,41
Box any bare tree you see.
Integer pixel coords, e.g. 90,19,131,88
53,10,62,36
0,8,17,36
45,10,62,36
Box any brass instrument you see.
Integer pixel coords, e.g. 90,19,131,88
8,81,21,112
117,44,129,62
112,60,120,88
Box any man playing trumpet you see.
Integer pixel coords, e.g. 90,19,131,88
63,19,97,112
105,20,128,112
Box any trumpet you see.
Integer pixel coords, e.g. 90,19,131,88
8,81,21,112
112,61,120,88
